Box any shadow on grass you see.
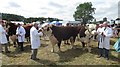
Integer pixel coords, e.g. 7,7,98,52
56,45,87,63
91,47,120,63
2,45,31,58
110,40,116,46
34,59,56,65
2,42,49,58
41,44,48,47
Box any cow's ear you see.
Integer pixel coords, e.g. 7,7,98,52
49,24,53,28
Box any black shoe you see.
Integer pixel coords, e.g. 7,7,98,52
31,58,40,60
20,49,24,51
5,51,11,53
105,57,109,60
97,55,103,58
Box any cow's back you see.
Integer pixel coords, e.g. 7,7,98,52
51,26,79,41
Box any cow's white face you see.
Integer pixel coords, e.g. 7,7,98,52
86,24,96,31
42,26,53,37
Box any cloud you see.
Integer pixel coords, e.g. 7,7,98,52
40,12,48,15
48,1,65,8
0,0,119,21
93,1,118,21
8,2,21,8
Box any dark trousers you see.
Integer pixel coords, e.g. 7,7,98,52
99,48,109,58
118,53,120,62
31,49,38,59
18,42,24,51
98,41,99,48
0,43,9,52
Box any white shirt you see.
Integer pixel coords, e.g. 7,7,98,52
16,26,26,42
0,24,8,44
30,26,43,49
97,27,104,41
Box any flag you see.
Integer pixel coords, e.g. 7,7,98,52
113,38,120,52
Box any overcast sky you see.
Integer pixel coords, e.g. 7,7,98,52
0,0,119,21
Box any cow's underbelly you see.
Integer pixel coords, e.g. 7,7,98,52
54,34,76,41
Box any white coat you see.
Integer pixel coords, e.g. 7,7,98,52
0,24,8,44
30,26,43,49
97,27,104,42
99,27,113,50
16,26,26,42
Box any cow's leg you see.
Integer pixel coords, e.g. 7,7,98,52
81,42,85,47
64,40,67,44
87,41,91,52
58,41,62,52
51,43,56,53
13,41,17,47
70,37,76,49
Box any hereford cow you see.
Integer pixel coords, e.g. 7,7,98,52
79,25,96,52
43,25,82,52
43,24,96,52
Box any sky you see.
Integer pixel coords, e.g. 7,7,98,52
0,0,119,21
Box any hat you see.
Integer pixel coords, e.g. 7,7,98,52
103,22,108,24
32,22,39,25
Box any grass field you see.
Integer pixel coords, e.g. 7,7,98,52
1,37,120,66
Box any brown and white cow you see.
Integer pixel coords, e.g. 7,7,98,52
42,25,81,52
79,25,97,52
43,24,96,52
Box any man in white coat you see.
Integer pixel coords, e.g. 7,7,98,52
16,23,26,51
0,20,10,53
30,22,43,60
98,22,113,60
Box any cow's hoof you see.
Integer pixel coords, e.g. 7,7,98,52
72,47,76,49
58,50,63,53
88,50,91,53
51,50,54,53
83,48,86,51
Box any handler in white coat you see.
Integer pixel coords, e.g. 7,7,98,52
98,22,113,60
16,23,26,51
0,20,10,53
30,22,43,60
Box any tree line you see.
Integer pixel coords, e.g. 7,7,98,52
2,13,62,23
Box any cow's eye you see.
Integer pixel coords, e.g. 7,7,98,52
47,27,49,31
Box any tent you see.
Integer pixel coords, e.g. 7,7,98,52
50,21,62,26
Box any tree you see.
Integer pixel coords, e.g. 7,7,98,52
103,17,107,22
73,2,95,24
2,13,25,21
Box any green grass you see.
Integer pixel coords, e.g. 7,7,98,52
1,37,120,66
